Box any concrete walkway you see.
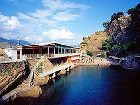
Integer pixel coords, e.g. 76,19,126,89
39,64,72,77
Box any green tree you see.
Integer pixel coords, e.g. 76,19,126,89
102,21,110,30
111,12,124,22
102,38,113,51
127,8,136,15
86,50,93,57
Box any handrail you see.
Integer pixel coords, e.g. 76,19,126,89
23,53,81,59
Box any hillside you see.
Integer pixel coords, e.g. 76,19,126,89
80,31,109,55
80,3,140,69
0,37,30,46
102,3,140,57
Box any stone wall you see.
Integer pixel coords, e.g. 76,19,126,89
0,61,25,95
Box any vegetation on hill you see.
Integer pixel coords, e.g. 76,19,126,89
86,50,93,57
81,3,140,60
80,31,109,56
102,3,140,57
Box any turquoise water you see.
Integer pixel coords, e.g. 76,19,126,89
8,66,140,105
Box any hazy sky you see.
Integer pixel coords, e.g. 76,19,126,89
0,0,139,45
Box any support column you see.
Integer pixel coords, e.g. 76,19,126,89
69,48,71,53
47,46,49,57
20,50,22,59
61,47,63,54
32,47,35,58
54,47,55,54
64,49,65,54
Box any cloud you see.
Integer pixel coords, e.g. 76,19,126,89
24,35,44,43
31,9,52,19
0,32,17,39
42,0,88,10
52,12,79,22
43,28,74,40
0,13,21,31
17,10,56,25
0,0,89,45
5,16,21,30
17,13,34,20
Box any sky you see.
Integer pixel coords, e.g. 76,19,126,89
0,0,139,46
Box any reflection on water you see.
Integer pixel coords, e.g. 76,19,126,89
7,66,140,105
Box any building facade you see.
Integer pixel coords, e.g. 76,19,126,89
22,42,74,58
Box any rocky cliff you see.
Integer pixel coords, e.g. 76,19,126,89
105,3,140,57
103,3,140,69
81,3,140,70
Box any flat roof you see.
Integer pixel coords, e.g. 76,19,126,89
23,42,73,48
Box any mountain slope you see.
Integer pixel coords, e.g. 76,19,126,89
0,37,8,42
102,3,140,57
80,31,109,55
0,37,30,45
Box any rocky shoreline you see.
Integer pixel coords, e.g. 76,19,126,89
1,63,79,105
108,55,140,70
80,57,111,66
3,55,139,104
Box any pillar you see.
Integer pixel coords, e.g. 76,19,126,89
47,46,49,57
54,47,55,54
61,47,63,54
20,50,22,59
64,48,65,54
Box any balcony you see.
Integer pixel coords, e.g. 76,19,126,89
24,53,81,59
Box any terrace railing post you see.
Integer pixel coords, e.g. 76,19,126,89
47,46,49,57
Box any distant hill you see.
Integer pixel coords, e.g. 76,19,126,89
0,37,8,42
0,37,30,45
80,31,109,55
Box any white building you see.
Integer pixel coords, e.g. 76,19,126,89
4,46,23,60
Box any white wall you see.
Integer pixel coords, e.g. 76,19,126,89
4,48,17,60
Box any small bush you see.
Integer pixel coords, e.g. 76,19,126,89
86,50,93,57
100,52,106,58
80,42,87,45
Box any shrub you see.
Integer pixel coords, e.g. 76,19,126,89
111,12,124,22
80,42,87,45
100,52,106,58
36,62,42,74
102,37,113,51
86,50,93,57
102,21,110,30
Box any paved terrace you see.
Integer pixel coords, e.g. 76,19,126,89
39,63,73,77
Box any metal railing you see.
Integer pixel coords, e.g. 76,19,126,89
24,53,81,59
